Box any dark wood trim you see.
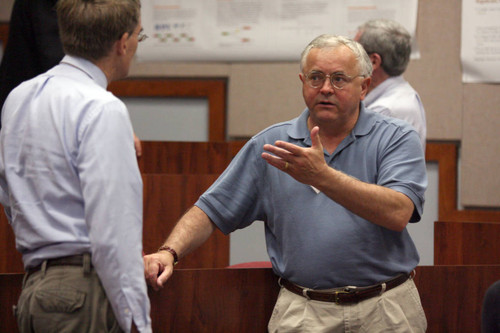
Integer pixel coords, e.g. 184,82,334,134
108,78,227,141
0,22,8,46
426,142,500,222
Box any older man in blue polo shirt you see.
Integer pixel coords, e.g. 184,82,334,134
145,34,427,332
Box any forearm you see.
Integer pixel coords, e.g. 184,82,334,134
160,205,216,262
315,167,414,231
145,206,216,290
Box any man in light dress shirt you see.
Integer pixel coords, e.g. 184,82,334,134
0,0,151,332
355,18,427,150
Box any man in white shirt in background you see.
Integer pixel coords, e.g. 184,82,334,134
0,0,151,332
355,18,427,150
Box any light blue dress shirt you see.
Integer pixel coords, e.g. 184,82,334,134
0,55,151,332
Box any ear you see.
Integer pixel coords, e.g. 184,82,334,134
359,76,371,100
369,53,382,71
299,72,305,84
116,32,130,55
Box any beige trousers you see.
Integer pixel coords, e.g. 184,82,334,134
268,278,427,333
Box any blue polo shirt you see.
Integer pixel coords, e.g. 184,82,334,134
196,104,427,289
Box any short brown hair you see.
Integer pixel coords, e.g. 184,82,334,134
57,0,141,61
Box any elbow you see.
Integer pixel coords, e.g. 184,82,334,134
388,194,415,232
388,208,413,232
390,220,408,232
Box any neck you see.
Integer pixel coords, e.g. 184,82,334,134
307,112,359,154
368,68,390,94
93,55,122,85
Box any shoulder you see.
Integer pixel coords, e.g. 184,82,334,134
251,118,297,142
363,107,415,132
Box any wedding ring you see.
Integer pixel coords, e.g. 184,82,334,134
284,162,289,170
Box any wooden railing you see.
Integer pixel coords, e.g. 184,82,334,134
1,265,499,332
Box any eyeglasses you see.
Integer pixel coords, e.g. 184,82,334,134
138,31,149,42
304,71,365,89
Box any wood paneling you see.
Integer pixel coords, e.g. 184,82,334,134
1,265,499,332
148,268,279,332
434,221,500,265
0,214,23,273
138,141,232,174
0,22,8,46
108,79,227,141
426,142,500,222
142,174,229,268
0,273,22,333
414,265,500,333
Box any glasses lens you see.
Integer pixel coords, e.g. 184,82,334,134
330,74,349,89
306,72,325,88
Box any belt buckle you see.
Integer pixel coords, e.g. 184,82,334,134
333,286,357,304
334,289,352,304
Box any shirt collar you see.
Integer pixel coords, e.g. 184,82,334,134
287,108,313,146
364,75,404,107
59,55,108,89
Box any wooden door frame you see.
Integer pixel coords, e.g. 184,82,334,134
108,78,227,141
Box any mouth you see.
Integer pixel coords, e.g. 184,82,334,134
316,100,335,107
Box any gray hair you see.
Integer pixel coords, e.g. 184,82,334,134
356,19,411,76
300,34,372,78
57,0,141,61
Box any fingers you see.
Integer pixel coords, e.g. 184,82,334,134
263,142,293,158
133,133,142,157
261,152,285,171
144,253,173,291
156,268,173,289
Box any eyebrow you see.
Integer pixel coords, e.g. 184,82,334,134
309,70,349,76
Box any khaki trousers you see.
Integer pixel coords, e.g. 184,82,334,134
15,256,122,333
268,278,427,333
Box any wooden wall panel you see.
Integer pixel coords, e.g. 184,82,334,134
138,141,231,174
0,273,22,333
414,265,500,333
1,265,499,333
142,174,229,268
426,142,500,223
0,213,23,273
434,221,500,265
0,22,8,45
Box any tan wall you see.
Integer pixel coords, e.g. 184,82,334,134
1,0,499,208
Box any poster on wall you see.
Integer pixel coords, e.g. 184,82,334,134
137,0,419,62
461,0,500,83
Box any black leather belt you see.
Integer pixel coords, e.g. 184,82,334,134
280,273,411,304
26,254,91,277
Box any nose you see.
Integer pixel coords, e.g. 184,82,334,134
319,77,335,95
